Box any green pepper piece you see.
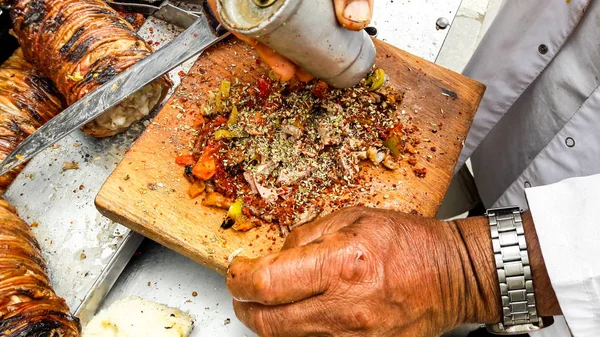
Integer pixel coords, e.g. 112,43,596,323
215,80,231,113
219,80,231,99
228,198,244,220
228,106,239,126
383,135,401,157
214,129,236,140
366,68,385,91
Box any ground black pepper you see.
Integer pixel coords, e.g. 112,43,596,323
189,71,424,231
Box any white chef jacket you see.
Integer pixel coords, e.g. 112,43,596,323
437,0,600,336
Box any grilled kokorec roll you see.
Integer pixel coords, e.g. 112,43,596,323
0,198,81,336
0,48,65,193
8,0,170,137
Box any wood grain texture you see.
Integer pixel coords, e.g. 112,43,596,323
96,38,485,274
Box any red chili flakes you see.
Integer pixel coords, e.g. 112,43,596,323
404,143,417,154
430,146,437,152
311,80,329,99
413,167,427,178
212,167,241,199
213,116,228,126
257,78,271,97
193,114,205,128
407,156,417,166
253,112,266,126
178,70,186,77
192,75,411,231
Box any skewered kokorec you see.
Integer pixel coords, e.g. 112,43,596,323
0,48,64,193
7,0,171,137
0,197,81,336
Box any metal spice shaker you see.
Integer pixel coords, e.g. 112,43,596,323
217,0,376,88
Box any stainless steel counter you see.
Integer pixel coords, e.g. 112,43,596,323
5,0,462,335
4,15,197,325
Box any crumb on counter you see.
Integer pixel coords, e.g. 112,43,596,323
62,161,80,171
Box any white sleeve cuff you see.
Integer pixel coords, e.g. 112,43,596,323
525,174,600,337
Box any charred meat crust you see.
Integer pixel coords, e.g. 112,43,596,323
118,12,146,31
19,0,47,28
9,0,170,135
0,49,64,192
9,0,156,104
0,198,81,336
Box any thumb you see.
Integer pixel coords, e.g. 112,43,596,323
334,0,374,31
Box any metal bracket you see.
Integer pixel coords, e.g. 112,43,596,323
106,0,225,31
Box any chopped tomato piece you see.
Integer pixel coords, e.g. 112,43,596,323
192,145,219,180
188,180,206,199
175,155,196,167
192,157,217,180
203,143,220,156
257,78,270,97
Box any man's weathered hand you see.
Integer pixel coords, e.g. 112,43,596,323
226,207,501,337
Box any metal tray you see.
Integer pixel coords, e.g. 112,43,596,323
4,14,197,326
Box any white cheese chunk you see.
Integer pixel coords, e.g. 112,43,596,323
84,80,166,137
83,297,194,337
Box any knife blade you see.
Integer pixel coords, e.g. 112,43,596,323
0,3,230,176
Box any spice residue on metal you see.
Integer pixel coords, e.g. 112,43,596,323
253,0,276,8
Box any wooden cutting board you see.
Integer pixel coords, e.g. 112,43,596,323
96,38,485,274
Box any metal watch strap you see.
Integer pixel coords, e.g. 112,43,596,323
485,207,547,334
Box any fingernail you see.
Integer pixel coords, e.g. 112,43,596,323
343,1,370,23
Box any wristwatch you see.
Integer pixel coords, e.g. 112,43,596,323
484,207,553,334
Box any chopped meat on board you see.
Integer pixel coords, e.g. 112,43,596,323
185,70,424,232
